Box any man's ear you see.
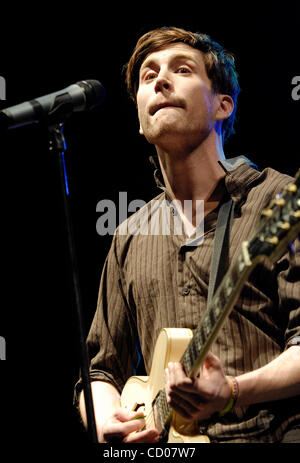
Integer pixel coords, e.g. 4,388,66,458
216,94,234,122
139,124,144,136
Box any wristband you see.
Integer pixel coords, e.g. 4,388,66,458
219,376,239,417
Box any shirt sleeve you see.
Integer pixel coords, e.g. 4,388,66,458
277,237,300,349
74,232,139,405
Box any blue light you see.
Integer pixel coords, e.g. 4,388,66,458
133,336,142,375
61,151,69,196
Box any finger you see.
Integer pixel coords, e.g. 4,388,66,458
164,367,170,391
176,390,207,408
103,415,145,442
167,393,195,420
168,388,216,422
167,377,202,403
167,362,194,390
203,351,222,372
114,408,145,423
167,362,186,382
166,363,204,405
124,428,160,443
167,388,201,415
165,366,190,398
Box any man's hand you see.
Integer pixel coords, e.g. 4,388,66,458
164,352,231,421
99,408,160,443
79,381,160,443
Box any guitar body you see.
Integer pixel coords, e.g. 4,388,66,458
121,328,210,443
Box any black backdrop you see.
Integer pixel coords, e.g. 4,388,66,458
0,3,299,456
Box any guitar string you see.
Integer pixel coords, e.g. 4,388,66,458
140,401,162,430
143,393,171,431
144,407,155,428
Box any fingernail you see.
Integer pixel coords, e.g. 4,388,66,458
131,414,147,420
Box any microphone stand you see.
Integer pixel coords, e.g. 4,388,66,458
48,121,98,443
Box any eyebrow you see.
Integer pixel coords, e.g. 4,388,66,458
140,52,198,74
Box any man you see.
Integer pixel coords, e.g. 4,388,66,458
75,27,300,443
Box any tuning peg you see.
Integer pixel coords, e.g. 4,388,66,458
261,208,273,218
275,196,285,206
287,184,297,193
266,236,279,245
279,222,291,230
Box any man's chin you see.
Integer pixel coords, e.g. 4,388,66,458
143,122,184,145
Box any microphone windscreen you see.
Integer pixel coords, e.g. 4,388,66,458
77,80,105,109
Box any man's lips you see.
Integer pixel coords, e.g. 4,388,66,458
150,102,183,116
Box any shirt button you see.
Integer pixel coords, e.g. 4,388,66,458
182,287,190,296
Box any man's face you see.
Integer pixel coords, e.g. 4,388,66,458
136,43,221,151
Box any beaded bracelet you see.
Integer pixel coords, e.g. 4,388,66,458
219,376,239,417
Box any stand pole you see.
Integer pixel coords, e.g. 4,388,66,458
48,122,98,443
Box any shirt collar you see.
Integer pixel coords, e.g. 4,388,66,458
220,156,261,205
149,154,261,205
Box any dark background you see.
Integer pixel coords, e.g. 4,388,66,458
0,3,299,456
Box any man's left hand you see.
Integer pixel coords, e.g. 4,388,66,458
164,351,231,421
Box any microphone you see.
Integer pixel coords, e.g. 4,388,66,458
0,80,105,130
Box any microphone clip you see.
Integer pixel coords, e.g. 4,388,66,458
34,93,74,127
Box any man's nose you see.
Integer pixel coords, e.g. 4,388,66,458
154,71,173,93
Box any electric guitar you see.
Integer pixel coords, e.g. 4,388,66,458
121,170,300,443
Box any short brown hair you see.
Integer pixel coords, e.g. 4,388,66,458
125,26,240,142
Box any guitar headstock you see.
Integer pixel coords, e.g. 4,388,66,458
248,170,300,264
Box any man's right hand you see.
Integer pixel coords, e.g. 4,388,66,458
100,408,160,443
79,381,160,443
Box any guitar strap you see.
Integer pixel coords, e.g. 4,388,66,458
207,197,235,307
206,155,258,306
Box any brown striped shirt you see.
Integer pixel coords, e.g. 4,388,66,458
75,156,300,443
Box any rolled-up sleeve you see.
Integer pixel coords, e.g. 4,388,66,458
277,239,300,348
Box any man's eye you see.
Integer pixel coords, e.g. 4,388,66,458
145,72,157,81
177,67,190,74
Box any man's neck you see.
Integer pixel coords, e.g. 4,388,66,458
156,135,227,221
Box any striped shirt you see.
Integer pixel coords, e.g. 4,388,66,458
76,157,300,443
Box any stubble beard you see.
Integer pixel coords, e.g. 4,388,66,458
144,115,212,156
